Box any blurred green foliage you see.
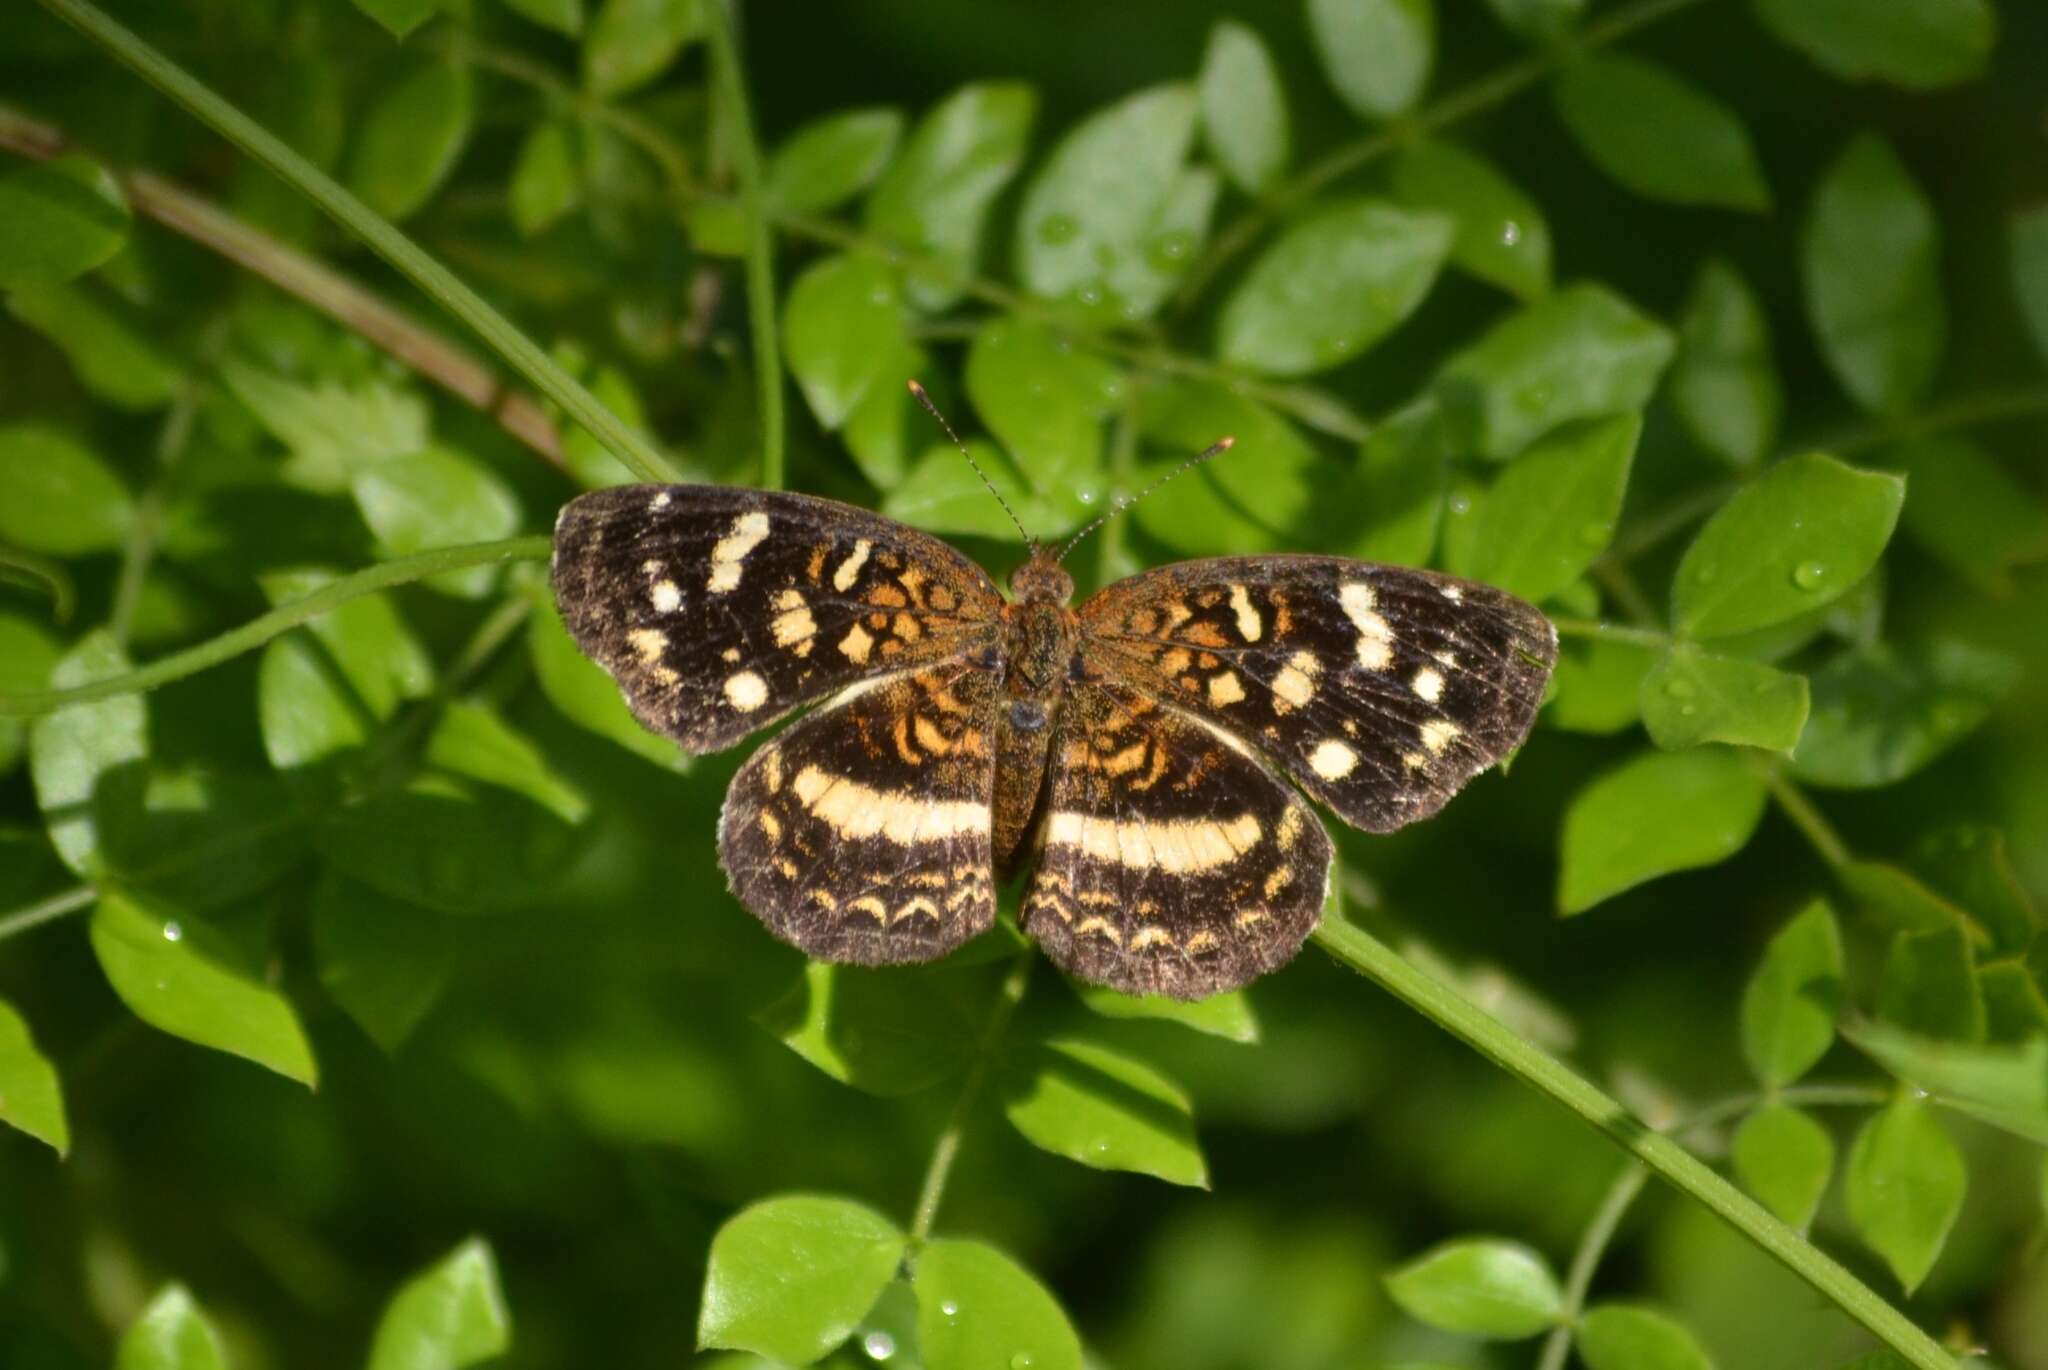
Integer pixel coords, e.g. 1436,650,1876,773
2,0,2048,1367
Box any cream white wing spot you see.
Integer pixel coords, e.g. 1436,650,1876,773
1272,650,1319,711
838,622,874,664
1207,671,1246,707
724,670,769,712
650,491,672,510
1412,667,1444,703
649,580,682,613
1307,739,1359,781
1420,719,1461,754
706,511,770,594
1439,584,1463,602
1043,811,1261,874
1340,580,1394,671
832,538,872,592
1228,583,1263,642
789,766,989,842
771,589,816,649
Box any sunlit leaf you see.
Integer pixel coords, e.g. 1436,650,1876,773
1802,134,1943,415
1554,55,1768,210
1847,1020,2048,1144
1307,0,1435,120
1839,860,1974,939
1435,284,1674,461
767,108,904,215
1558,748,1767,913
1577,1304,1717,1370
1389,139,1551,301
1133,379,1328,554
7,283,182,410
91,888,317,1085
866,83,1037,313
348,61,474,222
842,339,935,491
0,154,130,288
915,1238,1082,1370
1217,199,1451,377
1071,982,1259,1043
0,997,66,1154
1383,1239,1562,1339
0,423,133,555
1912,824,2036,955
1790,639,2017,789
1000,1037,1208,1186
1752,0,1993,89
29,631,146,876
1845,1094,1965,1293
1460,413,1638,604
220,360,432,492
525,577,684,768
965,315,1119,512
1639,644,1809,752
510,119,582,238
257,568,434,777
314,872,453,1052
367,1237,512,1370
1545,636,1654,736
1198,21,1289,194
1741,899,1842,1088
1670,260,1779,467
1670,453,1903,639
784,253,904,429
584,0,704,98
116,1285,228,1370
1732,1103,1834,1232
350,444,521,597
699,1196,904,1363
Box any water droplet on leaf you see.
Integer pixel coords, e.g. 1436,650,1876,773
1011,1354,1036,1369
862,1331,896,1361
162,921,183,942
940,1300,960,1318
1792,561,1828,591
1500,219,1522,247
1036,214,1078,246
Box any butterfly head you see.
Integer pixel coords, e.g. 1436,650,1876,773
1009,549,1075,606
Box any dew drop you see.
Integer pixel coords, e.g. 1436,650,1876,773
1077,490,1096,505
940,1300,960,1318
862,1330,897,1361
1663,677,1696,700
1447,493,1472,517
1792,560,1828,591
1036,214,1078,246
1500,219,1522,247
1074,283,1103,309
1147,231,1193,269
1011,1354,1036,1369
162,921,183,942
1678,703,1697,717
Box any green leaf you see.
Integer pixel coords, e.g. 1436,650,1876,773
367,1237,512,1370
885,438,1078,542
91,888,317,1085
915,1238,1082,1370
1846,1020,2048,1144
501,0,581,35
1741,900,1843,1088
757,960,991,1097
510,119,582,238
966,315,1119,513
1013,84,1199,323
1341,399,1445,566
1913,825,2036,955
1670,453,1904,639
116,1285,228,1370
1071,982,1259,1043
1883,436,2048,595
699,1196,904,1363
0,154,130,288
1980,961,2048,1043
1001,1037,1208,1186
1839,860,1974,938
767,108,904,216
1879,926,1984,1043
865,83,1036,313
1461,413,1638,604
1790,639,2017,789
30,631,147,876
350,445,521,597
220,360,432,491
257,569,434,777
1802,134,1943,415
317,702,590,914
525,577,683,769
1383,1238,1562,1339
350,0,437,38
1670,260,1780,467
348,61,474,223
842,339,934,491
1389,139,1551,302
1553,55,1769,211
2013,207,2048,368
0,997,66,1154
1307,0,1435,120
784,253,904,430
1732,1103,1835,1232
313,872,452,1052
583,0,703,98
0,614,60,777
1639,644,1809,752
1845,1094,1965,1293
96,767,309,915
1546,637,1655,735
1132,380,1328,555
555,355,650,489
1485,0,1583,41
1217,200,1452,377
1752,0,1993,89
1577,1304,1717,1370
1198,21,1289,194
0,423,133,555
7,283,182,410
1435,284,1675,461
1558,748,1767,913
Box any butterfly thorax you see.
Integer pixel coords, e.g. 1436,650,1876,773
990,551,1078,870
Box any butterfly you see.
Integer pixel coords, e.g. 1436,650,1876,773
551,393,1556,999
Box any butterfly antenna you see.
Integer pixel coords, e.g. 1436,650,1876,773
1053,435,1235,564
907,380,1035,549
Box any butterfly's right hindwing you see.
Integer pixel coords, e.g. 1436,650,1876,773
551,485,1003,753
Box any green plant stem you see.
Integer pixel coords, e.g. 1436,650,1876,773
0,545,75,622
1549,616,1671,649
703,2,784,491
1758,764,1853,870
1171,0,1715,312
0,536,551,717
1536,1162,1650,1370
909,954,1033,1247
31,0,671,483
0,885,96,943
111,358,208,648
1311,911,1956,1370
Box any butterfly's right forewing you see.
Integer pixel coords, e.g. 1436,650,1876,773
551,485,1003,753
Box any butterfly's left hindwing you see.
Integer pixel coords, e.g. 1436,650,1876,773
718,663,1000,965
1079,556,1557,833
551,485,1003,754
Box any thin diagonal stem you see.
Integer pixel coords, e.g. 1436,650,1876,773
0,885,96,943
1537,1162,1651,1370
910,954,1033,1247
1758,764,1853,870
